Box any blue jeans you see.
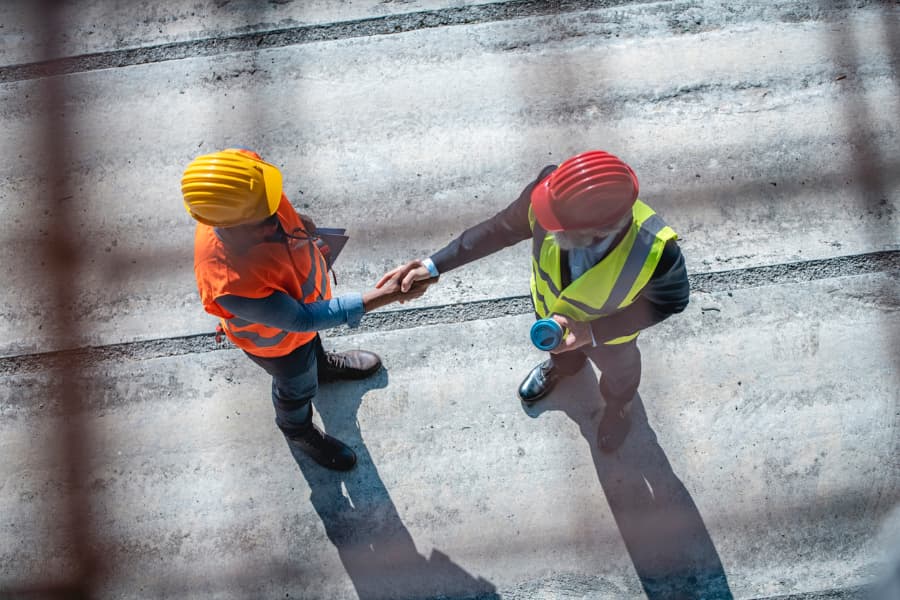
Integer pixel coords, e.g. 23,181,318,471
244,336,328,437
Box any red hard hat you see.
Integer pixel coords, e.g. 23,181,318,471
531,150,639,231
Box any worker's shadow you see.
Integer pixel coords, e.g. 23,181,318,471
524,368,733,600
287,368,499,600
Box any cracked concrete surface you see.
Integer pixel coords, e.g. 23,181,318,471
1,1,898,598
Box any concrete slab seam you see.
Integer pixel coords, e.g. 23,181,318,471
0,0,888,83
0,249,896,375
0,0,651,83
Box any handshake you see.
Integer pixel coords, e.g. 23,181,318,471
361,260,437,313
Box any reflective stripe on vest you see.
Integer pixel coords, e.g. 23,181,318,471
298,237,328,302
529,200,677,345
224,319,290,348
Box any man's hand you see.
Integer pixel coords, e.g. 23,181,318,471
549,314,593,354
377,260,433,293
363,276,436,312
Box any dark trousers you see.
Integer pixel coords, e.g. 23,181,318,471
550,338,642,409
244,336,329,438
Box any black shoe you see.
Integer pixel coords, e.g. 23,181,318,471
319,349,382,382
517,359,563,404
598,405,631,453
287,423,357,471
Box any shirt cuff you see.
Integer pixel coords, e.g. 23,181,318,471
422,257,440,278
341,292,365,328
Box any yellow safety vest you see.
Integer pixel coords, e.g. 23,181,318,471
529,200,677,345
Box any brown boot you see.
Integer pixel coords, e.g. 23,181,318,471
318,349,382,382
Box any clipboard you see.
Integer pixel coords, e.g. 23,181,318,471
314,227,349,270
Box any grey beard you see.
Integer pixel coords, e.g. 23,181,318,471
551,213,633,249
552,230,601,250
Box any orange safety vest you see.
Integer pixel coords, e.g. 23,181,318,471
193,194,332,357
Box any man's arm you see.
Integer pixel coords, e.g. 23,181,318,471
217,292,365,332
379,165,557,290
216,276,434,332
588,240,690,344
429,165,556,273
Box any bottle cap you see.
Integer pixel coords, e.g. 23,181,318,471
530,318,564,351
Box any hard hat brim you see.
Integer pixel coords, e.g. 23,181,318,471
258,159,283,216
531,179,565,232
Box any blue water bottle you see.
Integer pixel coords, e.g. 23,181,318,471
530,318,567,351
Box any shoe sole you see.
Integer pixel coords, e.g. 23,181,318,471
285,437,358,471
318,363,382,382
518,388,553,404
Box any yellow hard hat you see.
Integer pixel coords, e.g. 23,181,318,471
181,148,283,227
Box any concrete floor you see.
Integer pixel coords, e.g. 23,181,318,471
1,1,898,598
